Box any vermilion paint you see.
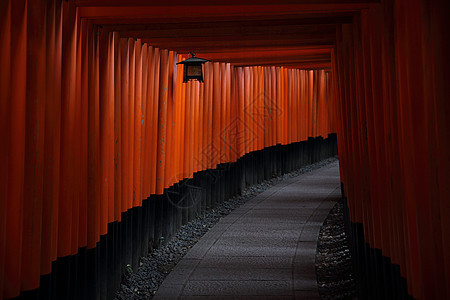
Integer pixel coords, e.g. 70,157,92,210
3,1,449,299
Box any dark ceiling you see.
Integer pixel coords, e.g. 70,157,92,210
75,0,378,68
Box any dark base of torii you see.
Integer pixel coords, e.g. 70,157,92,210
13,135,338,300
342,187,415,300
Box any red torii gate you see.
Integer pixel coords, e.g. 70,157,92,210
0,0,449,299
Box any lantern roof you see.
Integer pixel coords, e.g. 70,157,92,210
177,54,210,65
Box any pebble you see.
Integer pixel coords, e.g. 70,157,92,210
115,156,339,300
315,201,357,299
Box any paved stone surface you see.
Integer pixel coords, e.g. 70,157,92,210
154,161,340,300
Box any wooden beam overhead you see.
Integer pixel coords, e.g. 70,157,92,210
75,2,362,67
75,0,379,7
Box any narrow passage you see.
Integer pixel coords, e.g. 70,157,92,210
154,161,341,299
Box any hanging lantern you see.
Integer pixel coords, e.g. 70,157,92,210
177,53,209,83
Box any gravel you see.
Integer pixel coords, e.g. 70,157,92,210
315,201,357,300
115,156,339,300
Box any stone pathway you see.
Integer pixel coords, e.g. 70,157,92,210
154,161,341,300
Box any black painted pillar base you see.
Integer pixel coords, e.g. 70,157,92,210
341,186,414,300
12,135,338,300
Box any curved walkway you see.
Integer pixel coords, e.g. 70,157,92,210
154,161,341,300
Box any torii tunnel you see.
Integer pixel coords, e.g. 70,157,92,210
0,0,449,299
